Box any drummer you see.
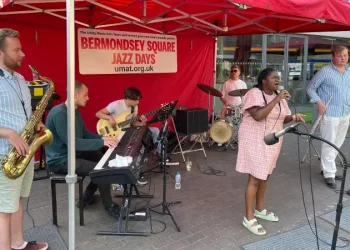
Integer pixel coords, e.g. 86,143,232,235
220,64,247,117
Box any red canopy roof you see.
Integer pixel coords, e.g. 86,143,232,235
1,0,350,35
0,0,12,9
241,0,350,26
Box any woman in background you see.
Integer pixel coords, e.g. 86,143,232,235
236,68,305,235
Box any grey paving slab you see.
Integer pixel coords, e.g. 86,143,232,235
24,125,350,249
242,225,349,250
320,205,350,233
24,223,67,250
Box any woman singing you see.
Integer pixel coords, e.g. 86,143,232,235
236,68,305,235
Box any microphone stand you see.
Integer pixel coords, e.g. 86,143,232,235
132,101,181,232
287,128,347,250
133,119,181,231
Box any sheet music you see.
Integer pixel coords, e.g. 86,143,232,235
94,131,126,170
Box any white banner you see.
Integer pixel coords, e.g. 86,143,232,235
78,28,177,74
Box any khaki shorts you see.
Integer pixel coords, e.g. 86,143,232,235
0,158,34,213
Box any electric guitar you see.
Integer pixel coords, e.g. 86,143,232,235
96,108,159,137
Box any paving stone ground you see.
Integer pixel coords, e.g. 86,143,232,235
24,124,350,249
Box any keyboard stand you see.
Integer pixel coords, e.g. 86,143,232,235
97,184,148,237
114,184,154,199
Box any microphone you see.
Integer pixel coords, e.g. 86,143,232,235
277,86,291,100
0,69,4,77
264,123,301,145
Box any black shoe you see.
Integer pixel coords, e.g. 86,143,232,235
320,171,343,181
75,194,101,208
325,178,337,189
335,174,343,181
105,203,121,219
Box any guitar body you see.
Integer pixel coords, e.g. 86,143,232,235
97,111,133,137
96,101,175,137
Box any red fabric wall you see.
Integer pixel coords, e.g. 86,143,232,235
2,23,214,132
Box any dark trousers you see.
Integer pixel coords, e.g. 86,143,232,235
49,151,112,207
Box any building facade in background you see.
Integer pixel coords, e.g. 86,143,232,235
214,34,350,112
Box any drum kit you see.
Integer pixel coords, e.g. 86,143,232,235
197,83,249,150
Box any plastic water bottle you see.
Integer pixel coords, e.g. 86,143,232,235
186,157,192,171
175,172,181,189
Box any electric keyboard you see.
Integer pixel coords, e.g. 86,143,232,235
89,126,153,185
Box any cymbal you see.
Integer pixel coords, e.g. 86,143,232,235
197,84,222,97
228,89,249,97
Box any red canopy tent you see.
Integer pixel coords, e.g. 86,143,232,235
1,0,350,131
1,0,350,35
241,0,350,26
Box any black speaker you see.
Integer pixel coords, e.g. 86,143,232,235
174,108,208,135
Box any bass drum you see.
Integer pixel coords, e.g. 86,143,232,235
209,120,233,144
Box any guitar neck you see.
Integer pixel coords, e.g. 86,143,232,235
118,109,158,127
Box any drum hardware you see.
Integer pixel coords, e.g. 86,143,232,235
209,103,243,151
227,88,247,115
197,83,222,125
224,123,239,151
197,83,223,98
170,116,207,162
228,89,249,97
197,85,246,151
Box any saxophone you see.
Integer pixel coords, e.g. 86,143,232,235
1,67,54,179
300,95,333,163
309,95,333,134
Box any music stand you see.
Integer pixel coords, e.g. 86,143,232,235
147,100,178,124
134,100,182,232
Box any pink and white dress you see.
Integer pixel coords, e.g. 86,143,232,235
236,87,291,180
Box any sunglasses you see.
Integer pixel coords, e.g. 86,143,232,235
231,69,238,73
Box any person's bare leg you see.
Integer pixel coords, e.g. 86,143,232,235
255,175,275,218
245,175,265,233
11,198,25,248
245,174,259,220
0,212,12,250
256,179,267,212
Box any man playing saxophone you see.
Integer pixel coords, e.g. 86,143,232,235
307,45,350,189
0,29,48,250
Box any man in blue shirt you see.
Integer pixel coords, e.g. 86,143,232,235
307,45,350,189
0,28,48,250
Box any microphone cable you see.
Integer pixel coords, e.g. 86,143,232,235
133,154,167,234
295,119,350,248
146,170,167,235
25,195,36,229
193,150,226,176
